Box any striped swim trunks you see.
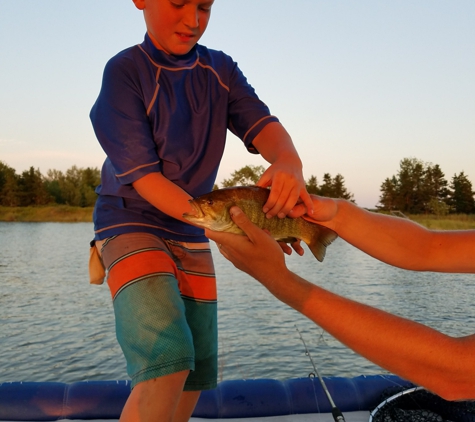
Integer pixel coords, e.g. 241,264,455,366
98,233,218,390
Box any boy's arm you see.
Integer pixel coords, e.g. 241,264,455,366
252,122,313,218
205,208,475,401
132,172,196,224
302,196,475,273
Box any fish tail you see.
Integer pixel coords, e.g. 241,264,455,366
308,226,338,262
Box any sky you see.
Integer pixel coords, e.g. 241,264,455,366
1,1,474,208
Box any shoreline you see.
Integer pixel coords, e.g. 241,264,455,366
1,206,475,230
0,206,93,223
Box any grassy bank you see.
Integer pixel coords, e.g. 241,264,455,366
0,206,93,222
408,213,475,230
1,206,475,229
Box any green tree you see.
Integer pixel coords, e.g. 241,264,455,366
79,167,101,207
305,175,319,195
63,166,83,206
221,165,265,187
44,169,66,204
378,176,398,211
396,158,426,213
448,172,475,214
0,161,20,206
44,166,100,207
377,158,475,214
318,173,354,202
331,174,354,201
318,173,334,198
427,197,450,216
378,158,450,214
421,164,449,212
17,167,51,206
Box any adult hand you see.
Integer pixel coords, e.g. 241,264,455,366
205,206,289,285
289,195,339,231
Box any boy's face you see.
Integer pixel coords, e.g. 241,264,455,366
133,0,214,56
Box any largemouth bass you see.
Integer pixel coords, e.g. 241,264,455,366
183,186,337,262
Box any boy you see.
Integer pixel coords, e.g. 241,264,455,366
206,197,475,400
90,0,313,421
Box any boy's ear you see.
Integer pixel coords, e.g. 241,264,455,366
132,0,146,10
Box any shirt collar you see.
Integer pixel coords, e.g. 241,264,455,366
141,33,199,68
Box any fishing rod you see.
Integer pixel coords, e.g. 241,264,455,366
295,326,346,422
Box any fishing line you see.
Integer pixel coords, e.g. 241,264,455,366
295,325,346,422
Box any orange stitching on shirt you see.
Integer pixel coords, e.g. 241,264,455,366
115,161,160,177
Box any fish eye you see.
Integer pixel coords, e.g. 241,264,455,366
207,200,214,205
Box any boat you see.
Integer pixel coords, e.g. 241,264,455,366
0,374,414,421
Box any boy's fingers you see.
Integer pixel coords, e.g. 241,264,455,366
301,190,314,215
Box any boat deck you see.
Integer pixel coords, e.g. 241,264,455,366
1,412,370,422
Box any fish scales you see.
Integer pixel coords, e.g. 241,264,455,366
183,186,337,262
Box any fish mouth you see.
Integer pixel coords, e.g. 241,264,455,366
182,201,204,221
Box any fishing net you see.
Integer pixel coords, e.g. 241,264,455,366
369,386,475,422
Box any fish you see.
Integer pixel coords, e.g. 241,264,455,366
183,186,338,262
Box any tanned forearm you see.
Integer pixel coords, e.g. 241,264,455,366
326,199,475,273
132,172,195,224
252,122,301,167
268,268,475,401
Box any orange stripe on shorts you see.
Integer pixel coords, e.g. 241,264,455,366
107,248,217,302
107,250,177,299
178,272,217,302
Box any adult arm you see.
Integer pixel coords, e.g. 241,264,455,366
297,196,475,273
205,207,475,400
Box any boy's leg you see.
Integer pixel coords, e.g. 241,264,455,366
119,370,198,422
174,390,201,422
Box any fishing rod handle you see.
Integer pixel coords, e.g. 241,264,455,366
332,407,346,422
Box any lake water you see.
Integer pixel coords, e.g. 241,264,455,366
1,222,474,384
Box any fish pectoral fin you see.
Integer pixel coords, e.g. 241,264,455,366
274,236,299,244
308,227,338,262
210,220,243,235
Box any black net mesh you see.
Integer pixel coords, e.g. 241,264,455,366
370,387,475,422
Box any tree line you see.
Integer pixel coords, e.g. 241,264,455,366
378,158,475,215
216,161,474,214
0,161,100,207
1,159,473,214
218,165,354,202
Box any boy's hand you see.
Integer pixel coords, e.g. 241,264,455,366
256,158,313,219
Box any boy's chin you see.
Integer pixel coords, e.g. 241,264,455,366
170,43,197,56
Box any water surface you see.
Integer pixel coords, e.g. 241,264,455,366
1,222,473,383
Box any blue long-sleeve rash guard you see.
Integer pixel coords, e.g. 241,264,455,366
91,34,278,242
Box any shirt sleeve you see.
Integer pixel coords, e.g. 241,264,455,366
90,55,161,185
226,60,279,154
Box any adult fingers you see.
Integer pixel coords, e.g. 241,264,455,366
228,206,263,243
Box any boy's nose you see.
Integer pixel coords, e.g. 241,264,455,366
183,6,199,28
